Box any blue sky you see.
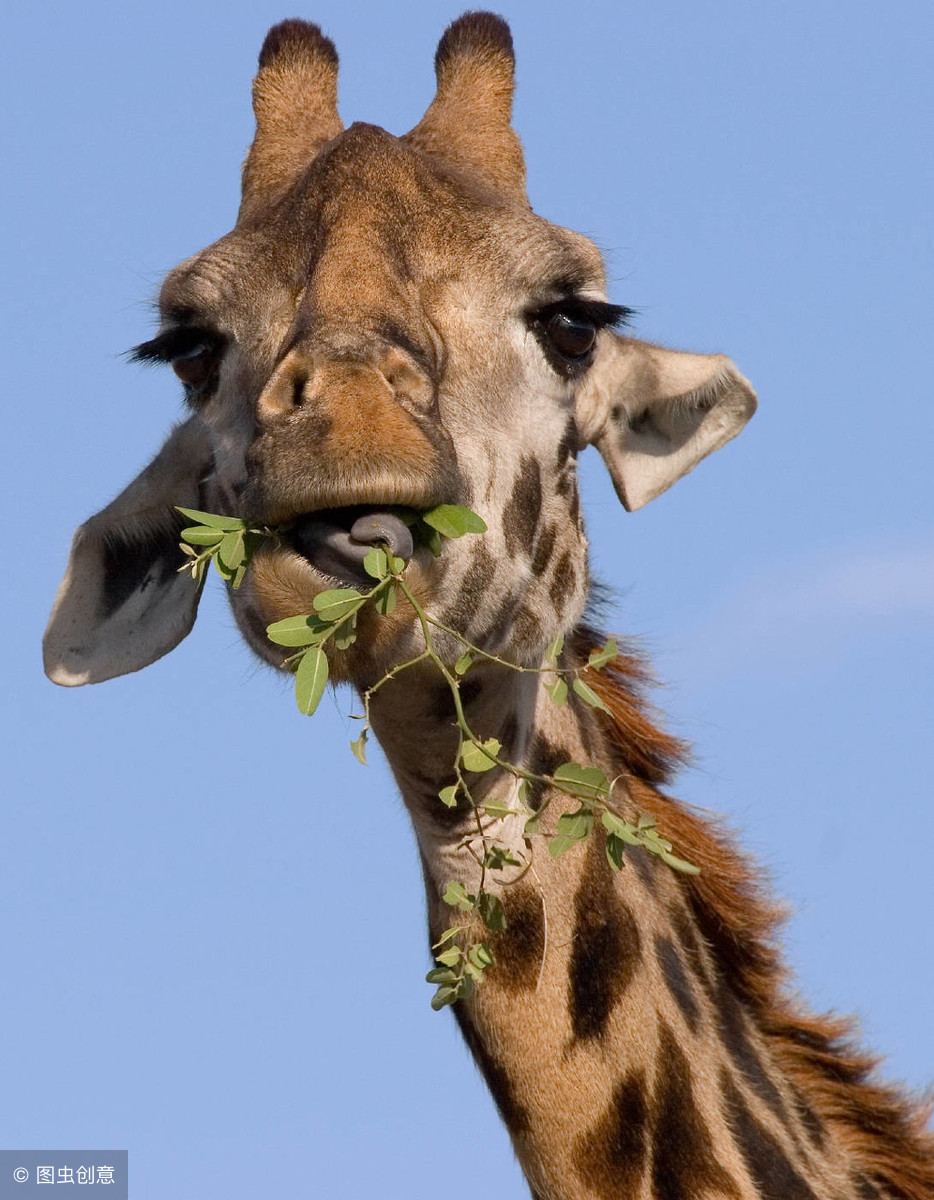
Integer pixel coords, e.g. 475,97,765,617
3,1,932,1196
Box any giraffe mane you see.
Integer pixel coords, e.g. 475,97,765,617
572,624,934,1200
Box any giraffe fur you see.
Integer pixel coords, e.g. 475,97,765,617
43,13,933,1199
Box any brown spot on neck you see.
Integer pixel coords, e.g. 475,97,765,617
568,835,642,1041
548,548,577,616
503,455,542,559
720,1068,818,1200
655,934,702,1034
529,521,556,578
573,1068,650,1199
713,970,790,1126
524,735,573,812
652,1024,741,1199
487,883,545,992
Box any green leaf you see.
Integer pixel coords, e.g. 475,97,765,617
637,811,657,831
548,834,583,859
438,784,459,808
521,811,542,840
430,985,459,1011
454,653,473,676
477,892,506,932
517,779,530,809
658,849,702,876
461,738,501,773
312,588,363,621
266,614,329,647
572,678,612,714
212,555,233,582
602,811,643,845
588,638,618,669
553,762,609,800
231,563,247,590
388,554,406,574
175,507,245,531
432,926,464,949
426,967,458,984
374,582,397,616
294,646,329,716
606,832,626,870
463,958,484,984
524,810,543,838
421,504,487,538
350,730,368,765
549,808,594,859
554,808,594,841
442,881,476,912
180,525,225,546
483,846,521,870
545,677,568,706
332,613,358,650
545,633,564,665
363,547,389,579
468,943,494,969
480,799,515,819
435,946,462,968
422,523,444,557
217,529,246,571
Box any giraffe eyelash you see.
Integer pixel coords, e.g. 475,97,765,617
528,297,634,374
129,326,223,366
537,298,634,330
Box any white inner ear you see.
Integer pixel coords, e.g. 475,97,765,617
43,418,213,686
580,339,757,512
44,512,204,686
609,365,757,510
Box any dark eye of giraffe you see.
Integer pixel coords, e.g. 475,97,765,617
530,296,631,372
544,311,598,359
170,341,218,388
130,326,224,397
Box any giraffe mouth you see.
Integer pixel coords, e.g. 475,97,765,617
288,505,416,587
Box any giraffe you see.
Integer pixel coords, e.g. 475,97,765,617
43,13,933,1199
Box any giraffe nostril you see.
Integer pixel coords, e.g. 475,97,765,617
291,375,306,407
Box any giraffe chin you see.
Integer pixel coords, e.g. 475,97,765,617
241,539,434,683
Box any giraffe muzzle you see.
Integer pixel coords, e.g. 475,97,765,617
290,506,415,586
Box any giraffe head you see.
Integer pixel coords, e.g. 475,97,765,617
44,14,755,689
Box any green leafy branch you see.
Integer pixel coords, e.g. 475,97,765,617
177,503,699,1011
176,507,280,590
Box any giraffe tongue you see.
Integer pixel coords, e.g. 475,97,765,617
291,509,414,586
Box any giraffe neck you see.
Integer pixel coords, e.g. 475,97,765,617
366,634,932,1200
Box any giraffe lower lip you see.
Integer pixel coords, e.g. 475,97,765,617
290,507,415,586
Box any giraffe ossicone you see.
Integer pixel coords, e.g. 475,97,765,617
44,13,933,1200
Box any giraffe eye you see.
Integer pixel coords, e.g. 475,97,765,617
544,311,597,360
171,341,218,388
131,325,224,396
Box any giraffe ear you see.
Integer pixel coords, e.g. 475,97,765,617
240,20,343,218
404,12,526,203
576,334,757,511
43,418,214,686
